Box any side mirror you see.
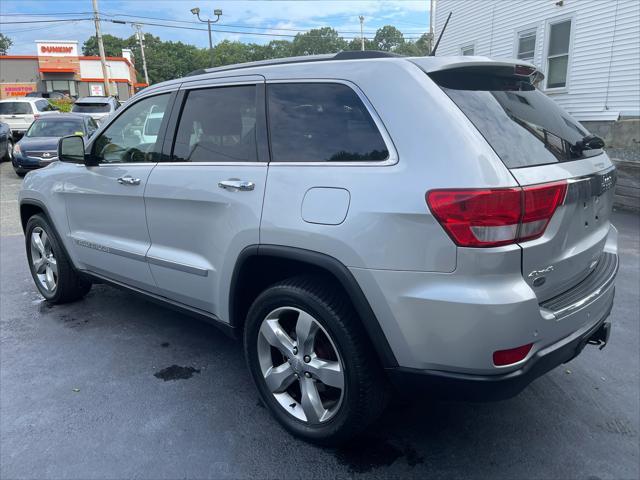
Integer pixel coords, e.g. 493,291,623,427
50,105,61,111
58,135,85,163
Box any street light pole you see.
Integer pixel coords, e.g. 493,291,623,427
191,7,222,67
359,16,365,51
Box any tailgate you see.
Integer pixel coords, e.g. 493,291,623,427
423,61,616,302
0,114,33,131
511,157,615,302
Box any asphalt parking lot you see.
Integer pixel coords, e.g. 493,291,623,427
1,161,638,479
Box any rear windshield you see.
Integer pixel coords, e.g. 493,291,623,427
430,71,602,168
0,102,32,115
72,103,110,113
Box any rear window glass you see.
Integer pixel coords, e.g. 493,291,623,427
431,71,602,168
268,83,388,162
72,103,110,113
0,102,32,115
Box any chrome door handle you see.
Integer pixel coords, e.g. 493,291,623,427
218,179,255,191
117,176,141,185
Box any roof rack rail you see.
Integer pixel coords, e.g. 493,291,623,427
185,50,403,77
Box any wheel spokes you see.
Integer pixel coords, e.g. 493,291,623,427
32,232,46,256
264,363,296,393
300,377,327,423
295,310,319,355
260,319,295,358
33,257,47,274
307,358,344,390
45,266,56,291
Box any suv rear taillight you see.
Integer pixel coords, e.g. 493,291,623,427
426,181,567,248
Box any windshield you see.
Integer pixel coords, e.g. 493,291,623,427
72,103,110,113
26,119,84,137
0,102,32,115
431,71,602,168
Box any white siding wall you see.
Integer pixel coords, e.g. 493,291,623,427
434,0,640,121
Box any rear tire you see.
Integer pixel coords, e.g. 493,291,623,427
244,275,388,445
25,214,91,304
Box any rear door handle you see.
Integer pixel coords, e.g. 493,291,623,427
218,179,255,191
117,176,141,185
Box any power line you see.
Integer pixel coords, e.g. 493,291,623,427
99,12,427,35
0,17,424,41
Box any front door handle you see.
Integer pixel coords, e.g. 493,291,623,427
218,179,255,192
117,176,141,185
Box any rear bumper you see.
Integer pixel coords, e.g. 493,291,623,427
386,291,614,401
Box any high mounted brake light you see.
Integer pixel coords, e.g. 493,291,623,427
426,181,567,248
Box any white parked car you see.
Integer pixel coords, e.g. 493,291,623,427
0,97,60,137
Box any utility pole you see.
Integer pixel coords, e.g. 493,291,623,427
191,7,222,67
133,23,150,85
91,0,111,96
359,16,365,51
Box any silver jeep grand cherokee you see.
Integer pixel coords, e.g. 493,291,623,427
19,52,618,445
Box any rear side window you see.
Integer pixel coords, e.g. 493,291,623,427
172,85,258,163
0,102,32,114
268,83,388,162
431,70,601,168
36,100,52,112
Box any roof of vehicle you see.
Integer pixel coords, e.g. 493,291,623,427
142,51,539,95
74,96,117,104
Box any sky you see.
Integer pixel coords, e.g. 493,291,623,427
1,0,430,55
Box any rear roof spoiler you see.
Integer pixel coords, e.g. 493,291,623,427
410,57,544,83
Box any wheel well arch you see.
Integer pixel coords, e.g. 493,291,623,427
229,245,398,368
20,201,46,233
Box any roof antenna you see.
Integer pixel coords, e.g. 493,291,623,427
429,12,452,56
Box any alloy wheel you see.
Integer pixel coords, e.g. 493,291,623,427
257,306,345,424
30,227,58,293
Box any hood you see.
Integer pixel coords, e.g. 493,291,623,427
17,136,61,155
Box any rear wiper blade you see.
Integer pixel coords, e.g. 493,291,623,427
571,134,605,153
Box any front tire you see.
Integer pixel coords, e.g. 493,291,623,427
25,214,91,304
244,275,387,445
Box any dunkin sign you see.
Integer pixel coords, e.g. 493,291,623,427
36,41,78,57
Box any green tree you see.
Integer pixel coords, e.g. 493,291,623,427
0,33,13,55
373,25,405,51
82,34,129,56
290,27,347,56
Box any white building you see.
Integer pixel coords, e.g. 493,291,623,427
433,0,640,122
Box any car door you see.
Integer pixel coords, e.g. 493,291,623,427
144,76,268,318
63,91,175,291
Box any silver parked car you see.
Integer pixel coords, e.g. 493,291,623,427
18,52,618,445
71,96,119,124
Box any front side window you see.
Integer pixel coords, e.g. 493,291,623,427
172,85,258,163
546,20,572,88
268,83,388,162
517,30,536,62
92,93,170,164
